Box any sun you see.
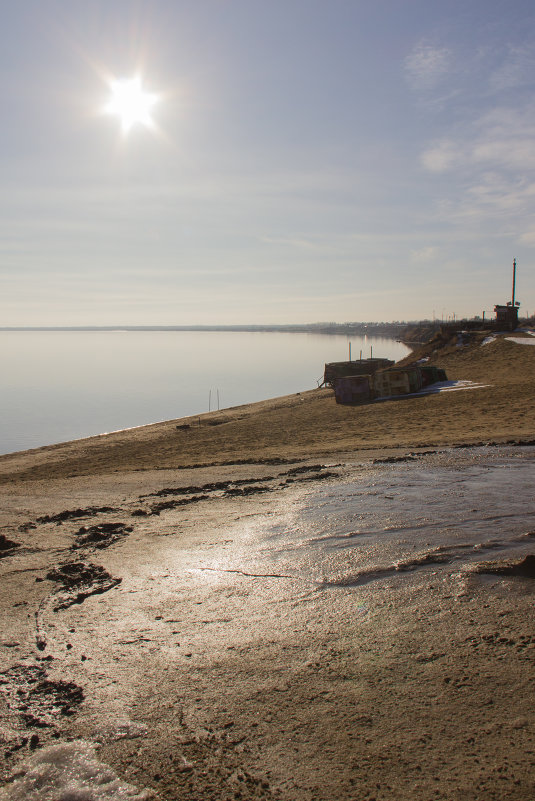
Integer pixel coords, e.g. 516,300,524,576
104,75,158,134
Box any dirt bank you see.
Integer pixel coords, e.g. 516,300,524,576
1,330,534,800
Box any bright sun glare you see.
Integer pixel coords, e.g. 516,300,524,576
104,75,158,134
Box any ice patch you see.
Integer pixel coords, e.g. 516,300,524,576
481,336,497,346
0,740,153,801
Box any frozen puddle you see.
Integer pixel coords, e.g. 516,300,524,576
0,740,152,801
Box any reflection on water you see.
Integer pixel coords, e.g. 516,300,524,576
0,330,408,455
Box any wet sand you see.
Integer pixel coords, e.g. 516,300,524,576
1,330,535,800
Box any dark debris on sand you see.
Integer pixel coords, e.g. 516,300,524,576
45,562,122,610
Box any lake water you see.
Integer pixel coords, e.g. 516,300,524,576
0,330,409,455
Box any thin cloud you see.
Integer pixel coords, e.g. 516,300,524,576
489,44,535,92
405,42,452,91
260,235,322,250
421,139,460,173
410,246,439,264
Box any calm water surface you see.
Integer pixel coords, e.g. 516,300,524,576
0,330,409,455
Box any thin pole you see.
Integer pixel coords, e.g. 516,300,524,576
349,342,351,361
512,258,517,305
208,389,211,412
217,389,220,410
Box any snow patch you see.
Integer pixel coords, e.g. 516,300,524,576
506,336,535,346
421,380,490,394
0,740,153,801
375,380,490,402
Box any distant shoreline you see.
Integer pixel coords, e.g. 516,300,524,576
0,322,407,337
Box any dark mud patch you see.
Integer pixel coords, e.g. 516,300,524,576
143,465,339,504
284,470,339,483
35,506,117,525
373,455,418,464
71,522,133,550
45,562,122,610
187,457,296,467
0,534,20,557
223,485,271,497
0,664,84,729
474,554,535,578
155,457,297,471
143,494,210,516
285,464,333,475
145,477,276,498
132,464,341,515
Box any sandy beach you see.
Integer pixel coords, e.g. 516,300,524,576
1,328,535,800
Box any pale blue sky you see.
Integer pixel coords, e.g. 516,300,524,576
1,0,534,324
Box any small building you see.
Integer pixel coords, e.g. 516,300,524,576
332,364,448,404
323,358,393,387
420,365,447,387
494,303,519,330
494,258,520,330
333,375,372,404
373,366,424,398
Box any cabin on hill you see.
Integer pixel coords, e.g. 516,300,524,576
494,258,521,330
494,303,519,330
323,358,393,387
324,361,447,405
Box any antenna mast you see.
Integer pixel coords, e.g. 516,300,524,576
512,258,517,306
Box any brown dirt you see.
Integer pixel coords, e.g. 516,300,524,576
1,330,534,800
